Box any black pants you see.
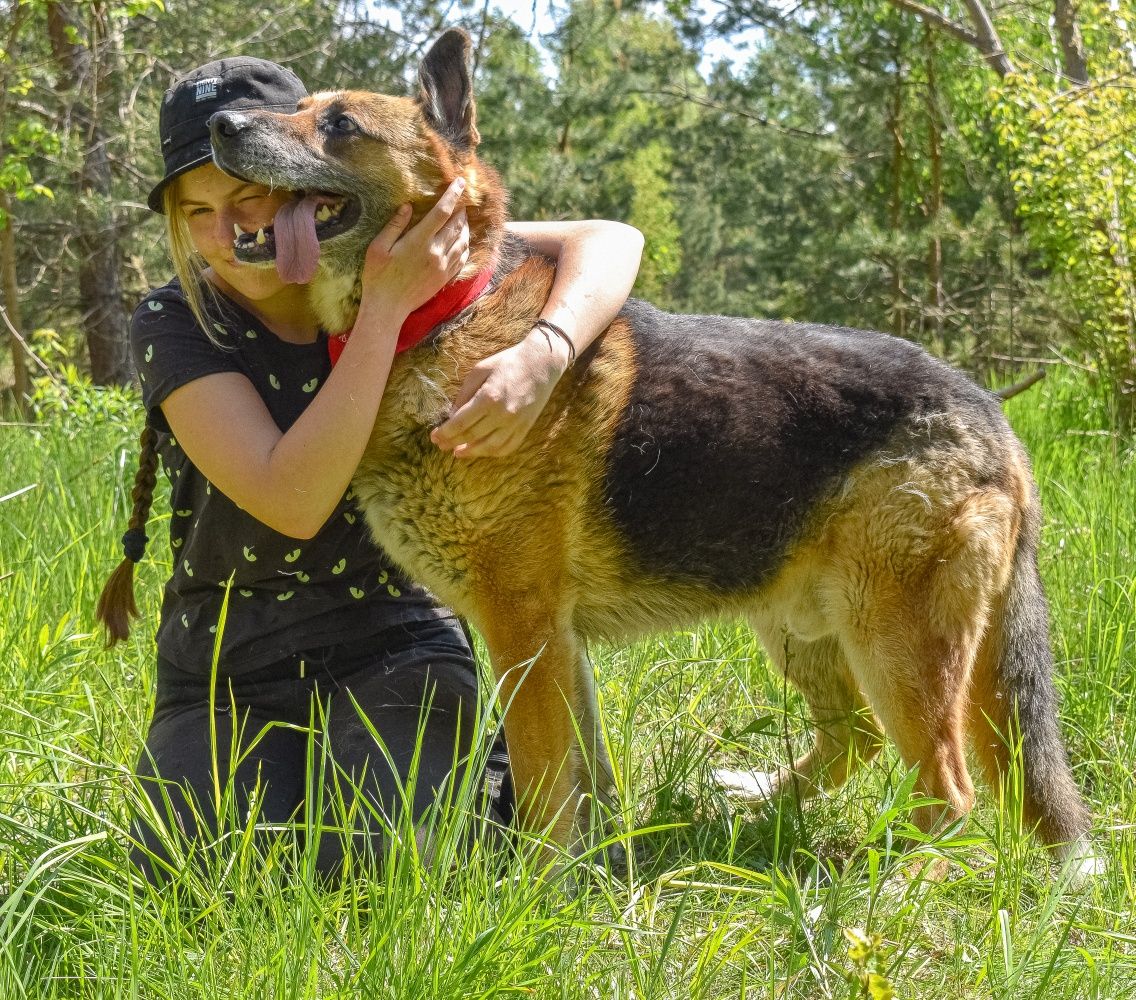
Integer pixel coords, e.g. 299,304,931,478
131,617,511,883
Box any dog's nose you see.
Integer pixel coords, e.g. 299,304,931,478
208,111,251,140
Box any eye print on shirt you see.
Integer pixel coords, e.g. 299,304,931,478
148,301,163,312
350,587,365,599
344,511,356,524
302,378,319,393
245,329,257,339
176,508,193,517
295,571,310,583
376,569,399,597
243,546,257,562
269,374,281,390
285,549,301,563
182,560,193,577
277,591,295,601
144,344,154,362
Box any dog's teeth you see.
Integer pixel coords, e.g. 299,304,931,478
256,228,266,245
315,205,332,222
233,223,244,238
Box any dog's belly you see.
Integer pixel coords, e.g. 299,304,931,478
601,300,1008,591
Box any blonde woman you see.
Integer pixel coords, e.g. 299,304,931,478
100,57,642,882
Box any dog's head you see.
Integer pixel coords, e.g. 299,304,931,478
208,29,505,300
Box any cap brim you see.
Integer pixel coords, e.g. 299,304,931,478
147,149,215,214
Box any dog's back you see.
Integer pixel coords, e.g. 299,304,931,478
601,300,1010,592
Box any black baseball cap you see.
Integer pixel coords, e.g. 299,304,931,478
148,56,308,213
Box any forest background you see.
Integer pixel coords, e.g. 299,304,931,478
0,0,1134,419
2,3,1135,996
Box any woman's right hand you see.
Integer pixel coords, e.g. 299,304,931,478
358,177,470,328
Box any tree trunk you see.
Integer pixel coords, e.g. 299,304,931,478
46,0,131,386
0,192,30,410
887,34,907,339
924,26,945,352
1052,0,1089,85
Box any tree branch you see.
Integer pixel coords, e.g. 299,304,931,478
886,0,982,49
996,368,1047,400
958,0,1014,76
884,0,1015,76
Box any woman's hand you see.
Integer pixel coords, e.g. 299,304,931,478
356,177,470,329
431,326,573,459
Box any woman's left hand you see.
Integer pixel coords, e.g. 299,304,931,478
430,327,572,459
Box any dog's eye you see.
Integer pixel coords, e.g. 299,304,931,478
332,115,359,134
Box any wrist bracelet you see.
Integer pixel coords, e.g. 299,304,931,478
534,318,576,367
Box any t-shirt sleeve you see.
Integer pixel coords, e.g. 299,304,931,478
130,285,241,431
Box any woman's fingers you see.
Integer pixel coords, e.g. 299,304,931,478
438,207,468,246
453,425,514,459
422,177,467,235
432,381,494,448
366,204,413,259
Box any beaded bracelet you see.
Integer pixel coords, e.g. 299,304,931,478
533,318,576,367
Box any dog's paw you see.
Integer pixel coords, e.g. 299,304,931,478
711,767,779,804
1059,839,1107,885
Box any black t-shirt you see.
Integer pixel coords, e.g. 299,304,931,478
130,277,445,676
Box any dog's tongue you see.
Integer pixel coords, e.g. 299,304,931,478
273,195,322,284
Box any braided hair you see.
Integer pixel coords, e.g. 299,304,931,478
96,421,159,645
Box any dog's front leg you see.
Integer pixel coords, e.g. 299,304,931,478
476,602,592,853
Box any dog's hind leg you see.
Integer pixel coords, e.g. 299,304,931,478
825,488,1022,835
838,613,980,835
715,633,883,805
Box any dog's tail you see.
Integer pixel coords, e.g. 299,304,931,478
968,484,1094,867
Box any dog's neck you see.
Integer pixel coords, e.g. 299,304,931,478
326,256,498,364
310,187,506,337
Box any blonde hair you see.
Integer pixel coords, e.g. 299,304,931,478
162,176,232,348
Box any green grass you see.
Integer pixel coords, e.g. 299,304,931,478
1,370,1134,998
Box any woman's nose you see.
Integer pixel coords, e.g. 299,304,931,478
215,209,238,246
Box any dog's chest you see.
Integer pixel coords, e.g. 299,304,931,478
349,364,495,607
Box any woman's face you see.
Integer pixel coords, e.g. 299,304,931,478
176,162,294,301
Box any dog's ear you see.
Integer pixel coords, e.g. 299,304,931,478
417,28,480,151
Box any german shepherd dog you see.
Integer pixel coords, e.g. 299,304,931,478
209,29,1094,868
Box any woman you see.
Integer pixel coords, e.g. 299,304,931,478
99,56,642,882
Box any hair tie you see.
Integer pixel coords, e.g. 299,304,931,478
122,528,149,564
534,318,576,367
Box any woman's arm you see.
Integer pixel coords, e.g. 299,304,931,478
431,219,643,459
160,180,470,539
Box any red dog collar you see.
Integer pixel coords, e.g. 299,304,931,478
327,262,496,366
